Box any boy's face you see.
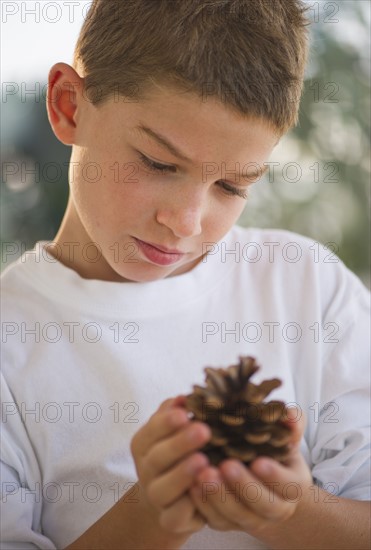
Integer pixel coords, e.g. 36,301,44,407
50,72,279,282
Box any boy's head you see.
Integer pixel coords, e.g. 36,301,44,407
73,0,309,134
46,0,310,283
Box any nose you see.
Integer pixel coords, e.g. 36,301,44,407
156,190,203,238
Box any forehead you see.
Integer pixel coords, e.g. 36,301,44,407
92,84,279,164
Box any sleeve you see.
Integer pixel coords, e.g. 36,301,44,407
1,373,57,550
309,268,371,501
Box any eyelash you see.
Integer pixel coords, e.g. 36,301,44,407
138,153,249,200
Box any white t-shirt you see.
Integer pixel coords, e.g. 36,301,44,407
1,225,370,550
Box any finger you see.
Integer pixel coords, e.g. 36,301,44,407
219,460,295,522
190,468,244,531
190,487,236,531
146,452,209,508
249,451,312,494
131,405,189,457
159,494,206,534
158,395,187,412
282,407,306,450
144,421,211,477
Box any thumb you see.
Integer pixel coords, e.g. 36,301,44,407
283,406,306,450
157,394,187,412
248,407,310,484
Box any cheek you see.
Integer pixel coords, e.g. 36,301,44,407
102,171,153,217
73,153,145,210
205,200,245,238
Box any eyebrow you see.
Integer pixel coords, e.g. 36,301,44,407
135,123,272,181
136,124,192,163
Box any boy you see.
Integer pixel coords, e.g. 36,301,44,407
1,0,370,548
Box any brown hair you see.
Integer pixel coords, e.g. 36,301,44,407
73,0,310,134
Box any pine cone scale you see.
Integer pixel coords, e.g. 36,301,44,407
185,356,292,466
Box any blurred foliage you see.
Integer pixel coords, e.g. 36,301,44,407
240,0,370,287
1,96,70,242
1,0,370,287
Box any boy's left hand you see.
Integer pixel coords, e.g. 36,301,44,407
189,407,313,535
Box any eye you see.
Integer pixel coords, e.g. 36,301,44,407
138,153,176,173
138,152,248,199
218,181,249,200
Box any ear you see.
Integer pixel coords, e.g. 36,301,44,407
46,62,85,146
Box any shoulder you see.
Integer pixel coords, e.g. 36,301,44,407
225,224,369,323
1,241,46,286
227,224,338,255
227,225,368,286
1,242,67,374
1,242,51,310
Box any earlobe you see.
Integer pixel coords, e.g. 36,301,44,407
46,62,84,146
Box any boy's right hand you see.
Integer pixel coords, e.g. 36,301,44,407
130,395,211,535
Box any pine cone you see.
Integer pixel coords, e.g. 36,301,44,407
185,356,292,466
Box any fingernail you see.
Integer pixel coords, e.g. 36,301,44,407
256,459,273,475
193,453,209,469
198,466,220,483
171,410,187,426
195,424,211,441
286,407,299,421
226,462,243,479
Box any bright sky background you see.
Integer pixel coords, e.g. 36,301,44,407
1,0,93,83
0,0,369,84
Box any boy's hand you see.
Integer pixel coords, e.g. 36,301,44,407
189,407,313,535
130,395,211,534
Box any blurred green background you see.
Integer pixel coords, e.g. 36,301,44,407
1,0,370,287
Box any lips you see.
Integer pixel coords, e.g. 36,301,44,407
133,237,186,266
141,240,184,254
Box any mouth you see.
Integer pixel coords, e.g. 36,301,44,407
133,237,187,266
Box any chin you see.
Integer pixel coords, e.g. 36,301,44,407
113,265,177,283
111,256,199,282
